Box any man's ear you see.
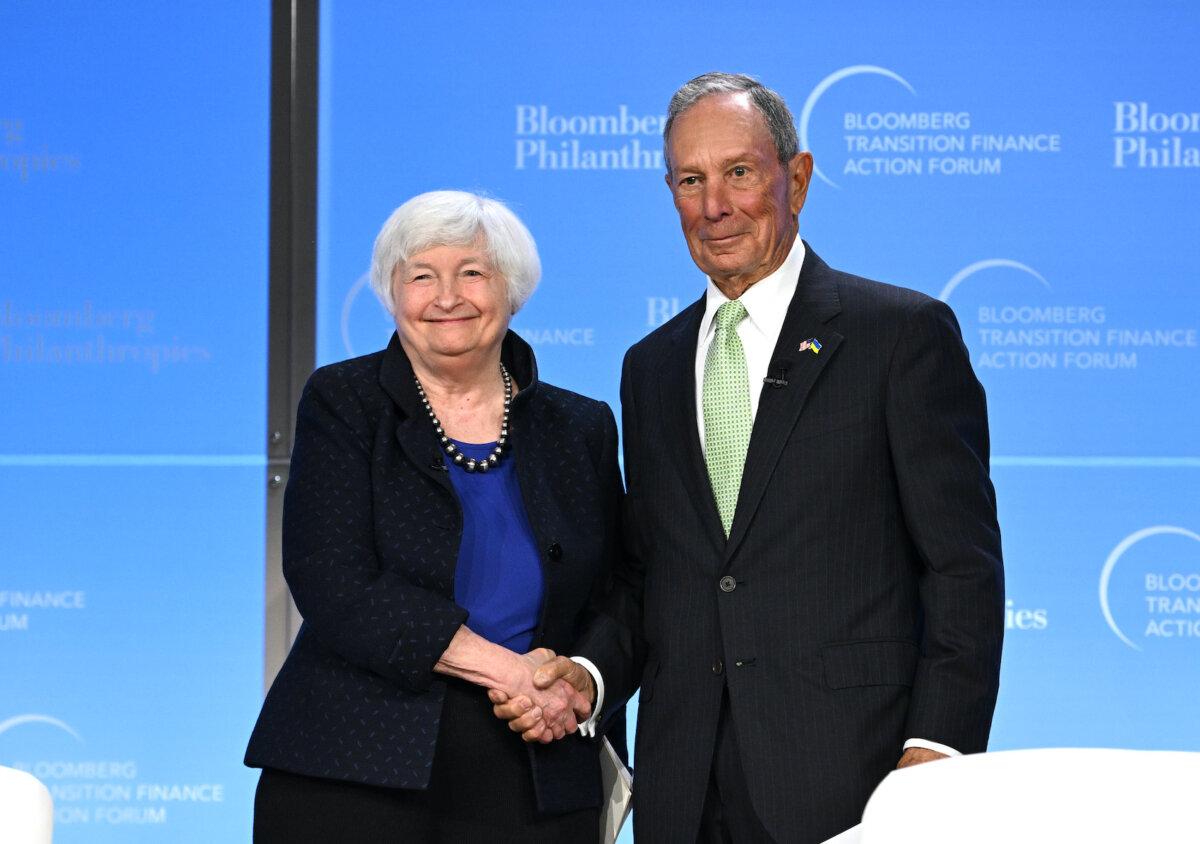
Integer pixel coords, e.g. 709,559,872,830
789,152,814,216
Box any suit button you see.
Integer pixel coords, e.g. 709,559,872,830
546,543,563,561
712,659,724,676
719,575,737,593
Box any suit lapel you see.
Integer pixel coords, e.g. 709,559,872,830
378,332,457,496
658,296,727,556
504,333,559,562
723,247,844,564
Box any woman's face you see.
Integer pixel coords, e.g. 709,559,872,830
391,238,511,367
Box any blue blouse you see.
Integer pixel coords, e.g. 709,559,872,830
444,439,545,653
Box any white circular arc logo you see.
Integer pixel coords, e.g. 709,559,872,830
340,272,374,358
938,259,1051,304
1099,525,1200,650
799,65,917,190
0,714,83,742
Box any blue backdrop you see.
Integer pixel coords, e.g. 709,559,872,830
1,3,269,840
318,4,1200,840
4,2,1198,841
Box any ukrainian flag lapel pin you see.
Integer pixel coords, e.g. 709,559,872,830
798,338,822,355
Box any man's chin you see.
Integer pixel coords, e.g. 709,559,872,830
698,253,751,279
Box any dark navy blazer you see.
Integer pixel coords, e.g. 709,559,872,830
245,331,625,814
577,246,1005,842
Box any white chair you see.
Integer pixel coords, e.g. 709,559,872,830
854,747,1200,843
0,765,53,844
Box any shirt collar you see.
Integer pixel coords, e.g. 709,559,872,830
698,235,806,344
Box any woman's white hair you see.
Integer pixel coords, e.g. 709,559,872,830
369,190,541,315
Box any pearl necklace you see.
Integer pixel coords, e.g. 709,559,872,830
414,364,511,473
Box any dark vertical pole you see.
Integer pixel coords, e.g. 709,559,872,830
265,0,318,690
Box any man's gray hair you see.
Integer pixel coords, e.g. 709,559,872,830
663,72,799,168
370,190,541,316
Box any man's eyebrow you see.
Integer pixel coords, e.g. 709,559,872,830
718,152,760,167
674,152,761,172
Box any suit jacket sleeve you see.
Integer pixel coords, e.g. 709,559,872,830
886,297,1005,753
282,369,469,694
574,349,649,725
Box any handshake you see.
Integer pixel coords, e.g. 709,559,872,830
488,648,597,743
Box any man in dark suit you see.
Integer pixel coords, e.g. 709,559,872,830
496,72,1004,843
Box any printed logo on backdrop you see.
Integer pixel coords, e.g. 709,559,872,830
510,322,596,347
0,302,211,372
939,259,1198,373
0,589,86,633
1005,599,1048,632
340,273,597,358
1099,526,1200,649
340,273,392,358
514,104,665,171
0,714,83,742
646,297,683,328
798,65,1061,185
0,119,82,182
0,712,226,828
1112,102,1200,169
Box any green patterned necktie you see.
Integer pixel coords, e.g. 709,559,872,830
703,300,752,537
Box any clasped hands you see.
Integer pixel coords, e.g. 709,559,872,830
487,652,951,766
488,648,595,743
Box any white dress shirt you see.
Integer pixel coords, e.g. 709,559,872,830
577,234,957,758
694,236,806,447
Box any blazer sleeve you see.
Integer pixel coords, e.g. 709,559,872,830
574,349,649,725
282,369,469,694
886,297,1005,753
583,401,626,625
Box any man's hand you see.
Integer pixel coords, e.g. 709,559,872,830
897,747,949,768
489,655,596,743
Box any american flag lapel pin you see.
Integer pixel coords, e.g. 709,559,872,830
798,338,822,355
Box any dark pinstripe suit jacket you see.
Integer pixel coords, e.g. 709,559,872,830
245,331,625,815
576,245,1005,843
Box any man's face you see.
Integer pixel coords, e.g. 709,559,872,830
665,92,812,293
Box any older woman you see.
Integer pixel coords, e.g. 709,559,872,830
245,191,623,842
